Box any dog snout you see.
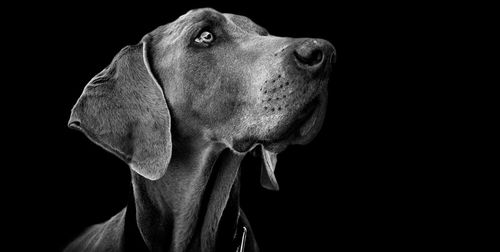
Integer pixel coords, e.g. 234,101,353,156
293,39,335,72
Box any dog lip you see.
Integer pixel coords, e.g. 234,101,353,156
276,97,320,141
299,107,318,137
298,97,319,121
293,92,327,145
297,97,320,136
260,96,322,152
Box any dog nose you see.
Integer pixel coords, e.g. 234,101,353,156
294,39,335,71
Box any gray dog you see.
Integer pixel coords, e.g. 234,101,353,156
65,8,335,252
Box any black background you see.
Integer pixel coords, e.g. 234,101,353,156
6,1,480,251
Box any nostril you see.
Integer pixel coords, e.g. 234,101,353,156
294,47,324,67
310,49,323,65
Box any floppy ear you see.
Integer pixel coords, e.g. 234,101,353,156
68,40,172,180
258,145,279,191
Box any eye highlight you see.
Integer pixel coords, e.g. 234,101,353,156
194,31,214,44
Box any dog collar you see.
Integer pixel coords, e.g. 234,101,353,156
235,226,247,252
233,210,248,252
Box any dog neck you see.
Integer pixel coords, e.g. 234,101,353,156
131,135,245,252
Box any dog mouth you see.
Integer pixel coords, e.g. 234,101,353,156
263,94,325,152
286,97,320,138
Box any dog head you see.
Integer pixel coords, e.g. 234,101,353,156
69,8,335,188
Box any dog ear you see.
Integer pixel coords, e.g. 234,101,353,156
68,40,172,180
258,145,279,191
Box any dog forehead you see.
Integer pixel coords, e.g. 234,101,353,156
149,8,270,45
224,13,269,36
179,8,268,35
177,8,226,24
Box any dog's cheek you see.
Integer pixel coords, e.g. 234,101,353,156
186,69,245,127
205,74,246,123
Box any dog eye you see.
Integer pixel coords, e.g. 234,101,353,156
194,31,214,44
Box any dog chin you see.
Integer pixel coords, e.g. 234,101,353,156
263,93,327,153
293,93,327,145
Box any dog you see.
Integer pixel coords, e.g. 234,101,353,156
65,8,335,252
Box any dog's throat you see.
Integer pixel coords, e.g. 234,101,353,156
132,147,244,252
186,148,244,252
